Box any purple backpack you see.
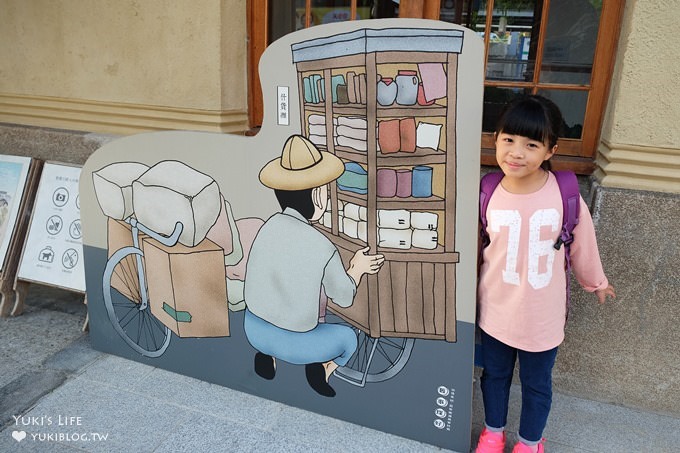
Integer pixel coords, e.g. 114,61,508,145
479,170,580,317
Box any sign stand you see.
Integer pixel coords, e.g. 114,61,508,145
12,162,87,330
0,159,42,317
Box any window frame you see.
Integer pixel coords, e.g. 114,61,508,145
247,0,625,173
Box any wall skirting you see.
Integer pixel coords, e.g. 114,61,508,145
596,140,680,194
0,93,249,136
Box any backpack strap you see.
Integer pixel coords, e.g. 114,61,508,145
479,172,504,248
552,170,580,320
552,170,580,252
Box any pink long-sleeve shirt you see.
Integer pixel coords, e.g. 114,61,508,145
478,172,609,352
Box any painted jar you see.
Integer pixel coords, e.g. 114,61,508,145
411,165,433,198
377,168,397,197
377,77,398,106
395,70,419,105
396,169,412,198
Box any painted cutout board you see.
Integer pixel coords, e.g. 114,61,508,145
17,163,85,292
0,155,32,271
80,20,483,452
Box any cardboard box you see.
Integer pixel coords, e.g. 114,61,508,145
143,236,229,338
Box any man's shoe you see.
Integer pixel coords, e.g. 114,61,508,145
305,363,336,397
475,428,506,453
254,352,275,380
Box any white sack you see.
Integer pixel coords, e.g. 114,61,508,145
343,217,359,239
411,211,438,230
358,221,367,242
378,228,412,249
344,203,367,222
92,162,150,220
412,229,439,249
377,209,411,229
322,212,332,228
132,160,221,247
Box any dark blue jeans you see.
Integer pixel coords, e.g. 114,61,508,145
480,329,558,442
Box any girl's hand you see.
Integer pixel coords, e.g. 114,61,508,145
595,285,616,304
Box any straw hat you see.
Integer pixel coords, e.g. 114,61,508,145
259,135,344,190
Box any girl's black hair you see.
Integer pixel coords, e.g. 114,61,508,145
495,95,565,171
274,188,315,220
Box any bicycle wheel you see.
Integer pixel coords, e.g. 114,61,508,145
328,314,414,387
102,246,171,357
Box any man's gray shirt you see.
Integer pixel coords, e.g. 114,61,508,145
244,208,356,332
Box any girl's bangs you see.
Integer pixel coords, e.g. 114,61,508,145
498,103,550,144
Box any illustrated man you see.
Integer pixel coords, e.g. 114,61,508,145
244,134,384,397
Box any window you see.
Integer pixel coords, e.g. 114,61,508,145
248,0,624,173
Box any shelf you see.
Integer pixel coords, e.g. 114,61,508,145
376,147,447,166
331,104,368,116
337,190,366,205
305,102,448,118
376,104,447,118
303,104,327,113
334,146,446,166
337,189,444,209
314,224,459,264
335,148,367,165
377,247,459,264
376,195,444,210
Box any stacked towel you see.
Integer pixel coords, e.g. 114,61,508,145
335,116,368,152
337,163,368,195
307,114,333,148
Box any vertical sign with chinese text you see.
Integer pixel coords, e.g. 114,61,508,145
277,86,290,126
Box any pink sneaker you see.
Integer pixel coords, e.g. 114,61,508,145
475,428,506,453
511,439,545,453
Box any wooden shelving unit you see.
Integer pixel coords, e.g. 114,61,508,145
292,28,463,342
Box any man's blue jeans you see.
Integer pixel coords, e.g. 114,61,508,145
480,329,558,442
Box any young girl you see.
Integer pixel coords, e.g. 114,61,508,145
475,95,615,453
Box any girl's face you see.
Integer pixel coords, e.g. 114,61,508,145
495,132,556,180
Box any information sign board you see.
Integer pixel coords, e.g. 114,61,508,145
17,163,84,292
0,155,32,271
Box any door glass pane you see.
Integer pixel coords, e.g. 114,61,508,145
482,86,532,133
538,89,589,139
307,0,359,26
439,0,478,28
483,0,541,82
269,1,306,44
540,0,601,85
269,1,396,45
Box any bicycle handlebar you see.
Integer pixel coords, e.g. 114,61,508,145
128,218,184,247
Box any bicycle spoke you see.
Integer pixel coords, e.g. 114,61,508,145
118,306,140,329
143,313,153,351
145,312,159,351
149,314,167,337
136,310,143,344
375,342,397,364
114,261,140,302
379,337,405,349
